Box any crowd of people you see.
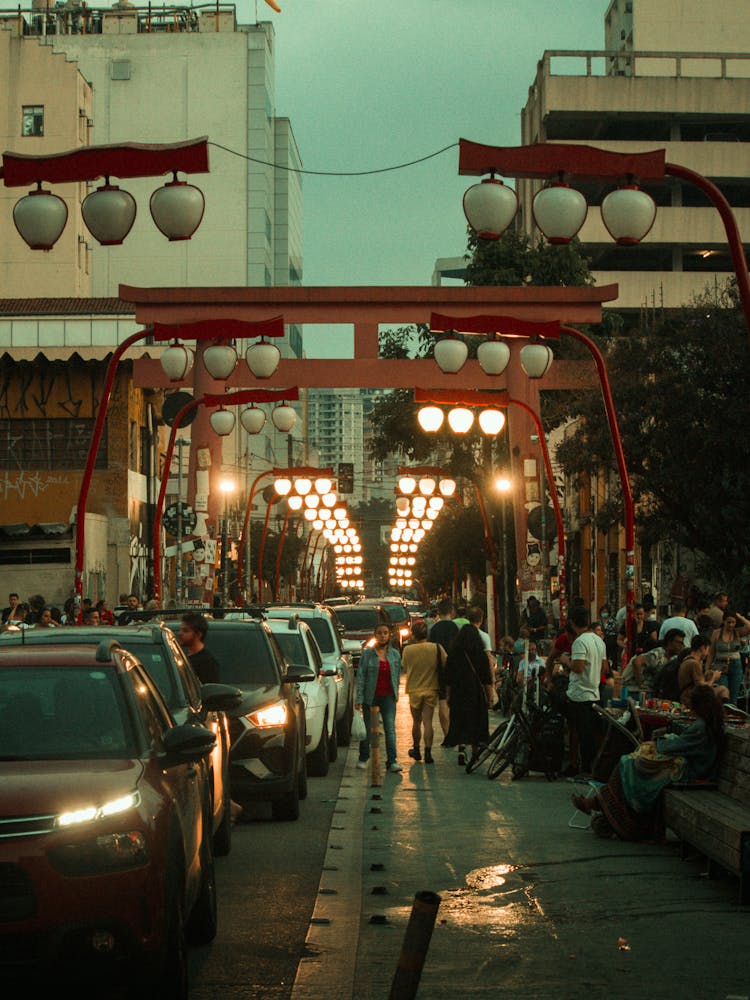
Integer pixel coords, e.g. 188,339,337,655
353,589,740,845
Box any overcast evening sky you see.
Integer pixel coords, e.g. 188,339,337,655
263,0,609,355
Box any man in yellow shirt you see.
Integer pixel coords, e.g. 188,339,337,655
402,619,447,765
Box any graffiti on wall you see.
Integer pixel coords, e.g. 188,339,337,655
0,470,71,501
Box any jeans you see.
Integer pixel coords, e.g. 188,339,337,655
718,661,743,704
566,697,600,773
359,694,398,766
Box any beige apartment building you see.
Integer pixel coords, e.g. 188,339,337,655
520,0,750,315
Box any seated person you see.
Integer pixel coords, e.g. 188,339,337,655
572,684,724,842
678,634,729,708
621,628,686,698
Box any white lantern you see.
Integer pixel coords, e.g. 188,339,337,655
477,339,511,376
271,403,297,432
275,478,293,496
395,496,410,515
434,337,468,374
287,495,303,511
13,186,68,250
245,339,281,379
304,494,320,509
240,405,266,434
447,407,474,434
294,478,312,496
438,478,456,498
314,478,332,495
532,183,588,244
601,185,657,245
203,342,237,380
428,496,444,511
149,176,205,241
418,477,436,496
160,340,194,381
304,508,318,521
462,177,518,239
520,343,554,379
398,476,416,495
209,407,235,436
478,408,507,436
417,406,444,433
81,182,137,246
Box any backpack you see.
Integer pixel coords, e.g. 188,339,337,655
652,655,681,701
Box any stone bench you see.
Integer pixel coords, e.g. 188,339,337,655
663,727,750,904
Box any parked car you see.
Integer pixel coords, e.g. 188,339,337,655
0,639,218,997
358,598,412,652
0,622,241,857
321,597,349,608
165,617,310,821
332,603,390,668
266,617,335,777
262,602,355,743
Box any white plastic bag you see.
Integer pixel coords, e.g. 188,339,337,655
351,708,367,742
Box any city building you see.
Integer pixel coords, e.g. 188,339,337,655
0,7,304,605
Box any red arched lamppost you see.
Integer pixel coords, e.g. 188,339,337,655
428,311,631,652
151,387,299,603
412,391,568,634
458,138,750,340
72,313,285,619
1,137,210,249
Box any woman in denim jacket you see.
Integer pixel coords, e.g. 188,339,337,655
355,623,403,772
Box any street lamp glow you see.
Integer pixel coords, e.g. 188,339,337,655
495,476,512,493
219,479,236,494
447,407,474,434
478,408,506,436
417,406,444,433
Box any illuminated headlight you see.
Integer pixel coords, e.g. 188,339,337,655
399,627,410,638
49,830,148,876
57,791,141,828
248,701,288,728
364,638,376,648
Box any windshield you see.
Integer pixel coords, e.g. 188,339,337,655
201,627,279,687
306,619,334,653
0,665,135,760
335,609,381,631
380,604,408,623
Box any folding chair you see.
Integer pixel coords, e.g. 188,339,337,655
568,777,605,829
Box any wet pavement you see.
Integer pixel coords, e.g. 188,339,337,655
293,681,749,999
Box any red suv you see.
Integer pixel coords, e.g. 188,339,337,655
0,640,220,997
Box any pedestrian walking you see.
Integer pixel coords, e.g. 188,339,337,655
429,598,459,742
444,623,493,768
402,619,446,765
355,622,403,773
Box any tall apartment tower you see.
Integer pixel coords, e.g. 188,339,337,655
0,8,302,298
520,0,750,316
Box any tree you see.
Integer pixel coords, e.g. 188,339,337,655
555,282,750,601
350,497,392,593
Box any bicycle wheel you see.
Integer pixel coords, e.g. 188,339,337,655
466,719,509,774
487,729,519,781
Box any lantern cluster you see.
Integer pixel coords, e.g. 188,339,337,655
463,172,657,247
13,171,205,251
160,335,282,387
432,332,553,381
417,405,507,436
388,473,455,592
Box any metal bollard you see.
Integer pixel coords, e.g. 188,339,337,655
388,890,442,1000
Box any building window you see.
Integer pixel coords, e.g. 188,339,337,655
0,419,106,469
22,105,44,137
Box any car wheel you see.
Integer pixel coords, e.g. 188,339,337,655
186,824,218,945
271,766,300,821
328,713,338,762
137,865,188,1000
307,712,329,777
337,698,352,746
212,776,232,858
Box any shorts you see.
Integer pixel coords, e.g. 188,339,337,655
409,691,438,711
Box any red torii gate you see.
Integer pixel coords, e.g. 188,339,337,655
125,282,614,610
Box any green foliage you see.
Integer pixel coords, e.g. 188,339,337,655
464,229,593,289
350,497,392,590
413,503,490,595
555,282,750,597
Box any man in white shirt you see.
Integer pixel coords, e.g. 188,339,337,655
566,606,606,776
658,599,698,644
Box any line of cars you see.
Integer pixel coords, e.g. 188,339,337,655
0,599,355,997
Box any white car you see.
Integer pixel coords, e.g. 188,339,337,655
266,617,336,777
264,603,355,744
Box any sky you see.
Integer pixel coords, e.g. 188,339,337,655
260,0,609,355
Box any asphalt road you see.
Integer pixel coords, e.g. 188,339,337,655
188,753,348,999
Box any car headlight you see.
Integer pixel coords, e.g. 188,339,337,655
57,791,141,828
364,637,376,648
49,831,149,876
399,626,410,638
248,701,288,728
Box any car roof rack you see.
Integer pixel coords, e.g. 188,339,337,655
95,639,122,661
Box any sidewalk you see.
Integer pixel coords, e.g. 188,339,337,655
296,681,749,999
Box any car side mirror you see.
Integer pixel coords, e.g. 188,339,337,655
283,667,316,684
163,724,216,765
200,682,243,713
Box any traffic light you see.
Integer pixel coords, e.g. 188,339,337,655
338,462,354,494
